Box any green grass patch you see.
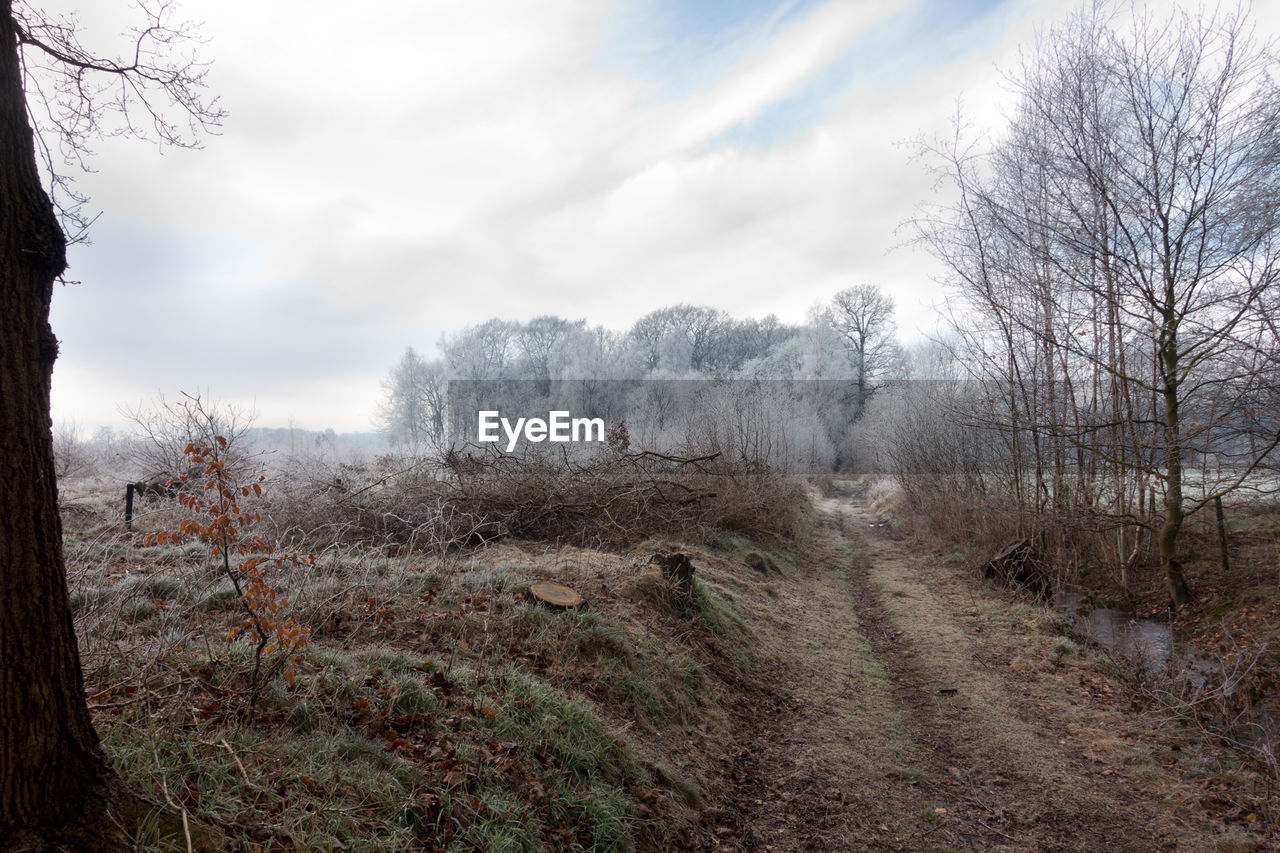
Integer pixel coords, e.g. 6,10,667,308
94,638,698,851
508,606,707,728
691,578,753,647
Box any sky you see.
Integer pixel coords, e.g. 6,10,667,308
35,0,1279,432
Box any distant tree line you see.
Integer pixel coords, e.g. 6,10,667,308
377,288,902,471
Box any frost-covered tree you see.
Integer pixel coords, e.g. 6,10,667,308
550,324,633,420
377,347,447,448
913,3,1280,606
442,318,519,380
625,304,732,375
825,284,901,416
515,315,584,381
722,314,797,374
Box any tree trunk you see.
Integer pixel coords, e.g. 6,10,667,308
1157,301,1193,609
0,8,217,849
0,0,117,831
1156,499,1192,608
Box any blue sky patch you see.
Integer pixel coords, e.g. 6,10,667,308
606,0,1015,149
604,0,828,98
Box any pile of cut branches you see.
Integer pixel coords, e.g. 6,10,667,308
265,444,810,551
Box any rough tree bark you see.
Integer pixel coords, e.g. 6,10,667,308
1157,301,1193,607
0,4,218,848
0,0,120,839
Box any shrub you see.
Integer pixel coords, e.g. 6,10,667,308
148,436,310,716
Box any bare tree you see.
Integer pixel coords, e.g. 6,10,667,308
13,1,223,241
826,284,900,416
442,318,519,381
911,3,1280,606
121,391,257,483
625,304,732,375
550,324,633,421
377,347,448,450
0,1,223,845
51,417,92,479
514,315,584,381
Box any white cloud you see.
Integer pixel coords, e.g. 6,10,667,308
46,0,1280,432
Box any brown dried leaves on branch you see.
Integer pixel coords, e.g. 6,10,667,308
146,436,311,713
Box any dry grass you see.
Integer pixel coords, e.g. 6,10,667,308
847,492,1280,848
59,471,792,850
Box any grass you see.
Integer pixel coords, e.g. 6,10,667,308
508,606,708,728
831,605,913,756
690,578,753,647
103,724,431,850
95,638,696,850
62,480,772,850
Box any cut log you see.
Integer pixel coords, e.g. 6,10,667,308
990,538,1032,565
982,537,1052,600
528,581,585,610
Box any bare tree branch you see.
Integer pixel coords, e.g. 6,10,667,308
12,0,224,242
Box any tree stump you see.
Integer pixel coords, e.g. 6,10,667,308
528,581,585,610
651,552,694,589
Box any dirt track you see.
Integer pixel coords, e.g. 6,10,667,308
711,495,1218,852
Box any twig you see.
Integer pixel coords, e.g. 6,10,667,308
218,737,251,785
152,740,193,853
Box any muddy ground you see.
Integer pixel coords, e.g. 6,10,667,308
701,493,1270,852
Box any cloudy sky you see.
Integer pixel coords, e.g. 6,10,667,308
38,0,1275,432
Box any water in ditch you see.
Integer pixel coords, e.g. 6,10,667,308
1053,590,1218,685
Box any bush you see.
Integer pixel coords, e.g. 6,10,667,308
120,392,259,484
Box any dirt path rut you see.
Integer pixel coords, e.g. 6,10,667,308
714,496,1213,851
